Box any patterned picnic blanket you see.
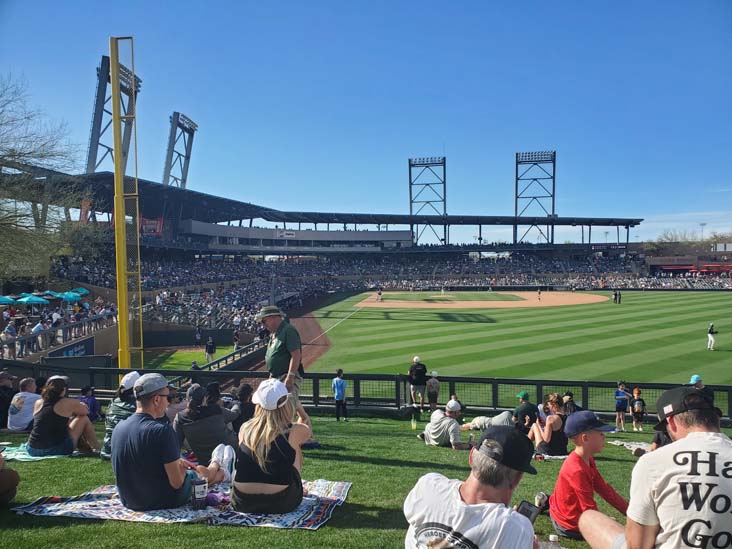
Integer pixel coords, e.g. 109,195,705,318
13,479,351,530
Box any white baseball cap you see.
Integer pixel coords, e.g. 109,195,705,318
252,378,289,411
431,371,438,377
446,400,461,413
413,356,420,363
120,371,141,391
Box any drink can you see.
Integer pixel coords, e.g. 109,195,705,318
468,434,475,447
535,453,545,462
191,477,208,510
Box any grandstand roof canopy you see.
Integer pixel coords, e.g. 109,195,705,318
0,166,643,228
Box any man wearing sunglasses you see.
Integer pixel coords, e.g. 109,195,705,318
111,373,229,511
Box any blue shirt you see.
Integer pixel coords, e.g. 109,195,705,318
111,413,183,511
615,390,629,407
332,377,346,401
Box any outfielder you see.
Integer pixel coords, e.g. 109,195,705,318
708,322,718,351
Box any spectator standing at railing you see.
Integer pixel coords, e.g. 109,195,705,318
426,371,440,411
16,324,27,358
204,336,216,363
614,382,632,432
3,323,16,360
332,369,348,422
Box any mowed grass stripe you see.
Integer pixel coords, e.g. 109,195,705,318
332,294,726,340
323,315,717,376
333,301,727,355
308,292,732,384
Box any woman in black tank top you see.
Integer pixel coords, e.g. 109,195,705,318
529,393,569,456
27,377,101,457
232,379,311,514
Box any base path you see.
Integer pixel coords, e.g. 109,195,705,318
358,291,609,309
291,313,332,368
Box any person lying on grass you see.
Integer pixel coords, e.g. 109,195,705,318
112,374,234,511
27,376,101,457
232,379,311,514
419,400,472,450
547,410,627,541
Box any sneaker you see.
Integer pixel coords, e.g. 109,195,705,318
633,447,646,457
210,443,226,468
221,445,235,483
534,491,548,510
344,418,349,422
639,426,643,432
417,432,425,441
633,427,638,432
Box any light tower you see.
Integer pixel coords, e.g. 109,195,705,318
409,157,447,245
162,112,198,189
514,151,556,244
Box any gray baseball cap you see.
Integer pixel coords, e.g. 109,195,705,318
133,373,169,398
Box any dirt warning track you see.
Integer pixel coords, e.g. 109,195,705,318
358,291,609,309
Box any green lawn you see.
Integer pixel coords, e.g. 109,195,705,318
144,345,236,371
307,291,732,385
382,291,524,302
0,415,681,548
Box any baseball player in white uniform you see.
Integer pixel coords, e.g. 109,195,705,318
708,322,718,351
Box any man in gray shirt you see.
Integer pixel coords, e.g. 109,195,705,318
419,400,472,450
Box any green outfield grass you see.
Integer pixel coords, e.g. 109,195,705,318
381,291,524,302
144,345,236,371
307,291,732,385
0,417,675,548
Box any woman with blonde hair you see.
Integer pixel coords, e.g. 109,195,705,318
527,393,568,456
232,378,311,514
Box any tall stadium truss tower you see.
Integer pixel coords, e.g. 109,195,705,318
162,112,197,189
514,150,556,244
85,55,142,176
409,156,447,245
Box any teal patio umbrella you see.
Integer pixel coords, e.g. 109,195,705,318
59,291,82,303
0,296,16,305
71,287,90,296
17,295,49,305
44,290,62,297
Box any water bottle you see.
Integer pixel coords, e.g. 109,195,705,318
191,477,208,510
411,416,417,430
538,534,563,549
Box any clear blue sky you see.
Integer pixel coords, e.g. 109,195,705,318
1,0,731,243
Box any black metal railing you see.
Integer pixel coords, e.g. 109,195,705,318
3,360,730,420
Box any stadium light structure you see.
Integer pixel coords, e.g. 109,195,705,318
162,112,198,189
514,150,556,244
409,156,447,245
86,55,142,175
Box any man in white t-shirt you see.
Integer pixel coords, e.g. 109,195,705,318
7,377,40,431
419,400,470,450
404,425,538,549
578,386,732,549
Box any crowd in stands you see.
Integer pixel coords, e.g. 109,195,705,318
0,301,117,360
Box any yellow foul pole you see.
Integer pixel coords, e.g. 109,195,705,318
110,37,131,372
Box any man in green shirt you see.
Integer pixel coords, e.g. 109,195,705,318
512,391,540,434
258,305,310,427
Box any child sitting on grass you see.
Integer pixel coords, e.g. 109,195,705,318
547,410,628,541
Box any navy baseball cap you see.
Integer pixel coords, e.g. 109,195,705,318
565,410,615,438
476,426,537,475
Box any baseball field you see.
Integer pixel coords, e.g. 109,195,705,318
305,290,732,385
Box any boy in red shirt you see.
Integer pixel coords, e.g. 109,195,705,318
548,410,628,541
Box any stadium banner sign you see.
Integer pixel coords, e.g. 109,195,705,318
276,230,297,239
140,216,164,236
47,336,95,358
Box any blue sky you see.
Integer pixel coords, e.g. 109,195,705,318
1,0,731,243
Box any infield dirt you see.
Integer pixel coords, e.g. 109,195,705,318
357,291,609,309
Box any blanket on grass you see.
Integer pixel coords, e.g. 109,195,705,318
0,443,91,462
12,479,351,530
608,440,651,453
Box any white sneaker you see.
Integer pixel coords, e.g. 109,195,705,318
639,426,643,432
210,443,226,468
221,445,236,483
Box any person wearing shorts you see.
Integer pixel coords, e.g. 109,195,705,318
258,305,310,426
614,382,632,432
408,356,428,411
426,372,439,411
